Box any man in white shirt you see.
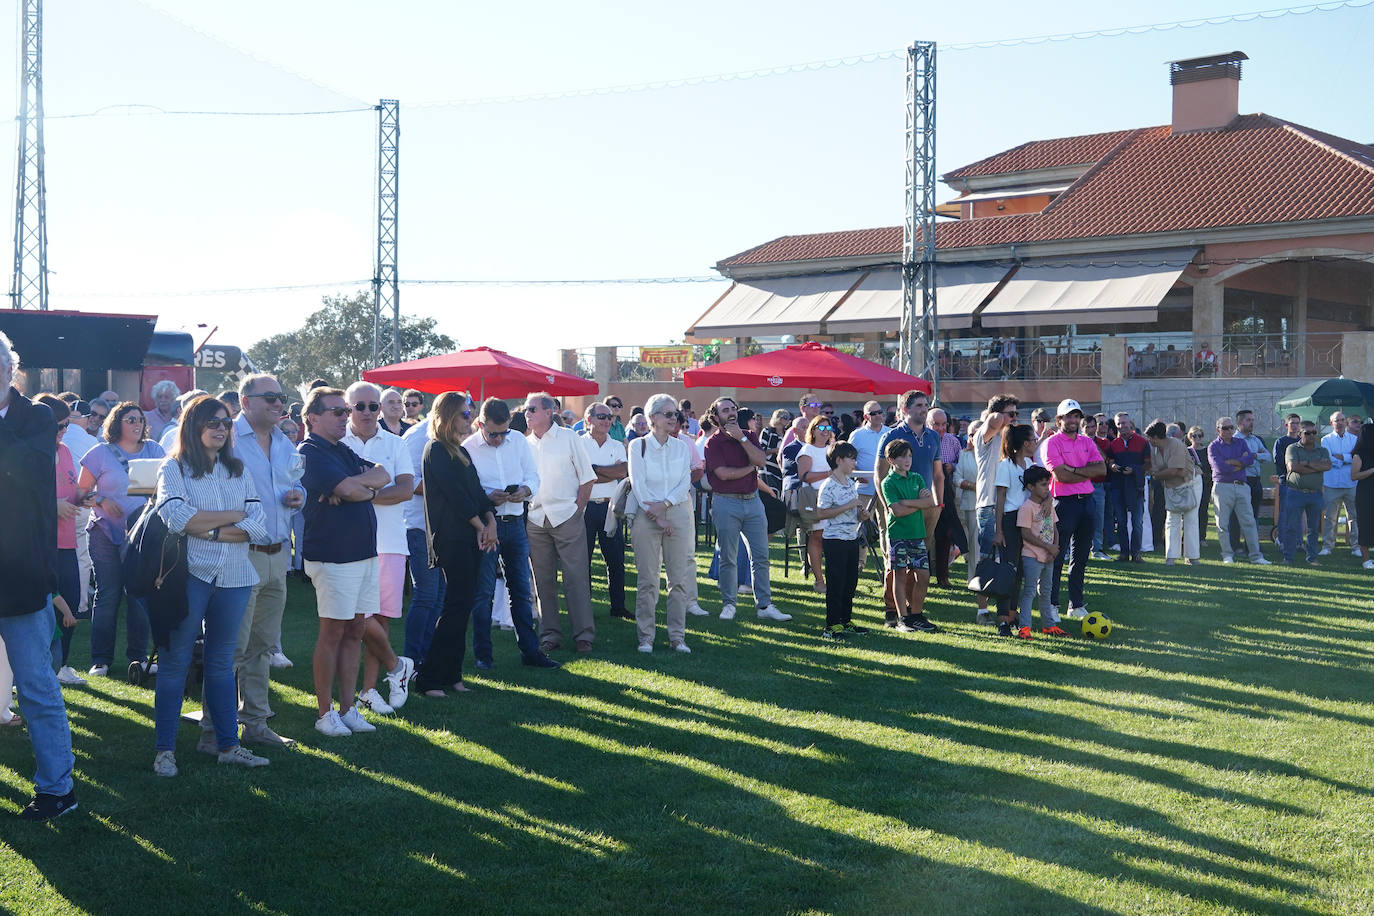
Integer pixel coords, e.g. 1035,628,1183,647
581,402,631,620
218,373,305,748
666,410,707,616
848,401,887,500
341,382,416,714
463,398,558,669
401,417,447,663
524,392,597,654
61,402,100,617
1320,411,1359,555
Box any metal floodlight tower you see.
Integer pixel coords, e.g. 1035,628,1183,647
371,99,400,366
10,0,49,310
898,40,938,399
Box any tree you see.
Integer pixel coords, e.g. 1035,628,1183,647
246,291,456,398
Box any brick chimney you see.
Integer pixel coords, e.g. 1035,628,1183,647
1170,51,1247,133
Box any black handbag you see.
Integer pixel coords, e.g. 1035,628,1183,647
968,546,1015,597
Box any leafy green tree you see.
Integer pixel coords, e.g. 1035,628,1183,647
246,290,455,397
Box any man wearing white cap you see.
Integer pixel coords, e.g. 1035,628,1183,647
1041,399,1106,620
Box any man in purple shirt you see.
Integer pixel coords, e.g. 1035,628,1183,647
1207,417,1271,564
703,397,788,623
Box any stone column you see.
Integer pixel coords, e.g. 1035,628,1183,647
594,347,615,388
1191,278,1224,353
1294,263,1309,376
1100,337,1127,385
1341,332,1374,384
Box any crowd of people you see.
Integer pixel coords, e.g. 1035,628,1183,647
3,325,1373,817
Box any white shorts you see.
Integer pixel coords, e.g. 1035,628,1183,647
305,557,380,621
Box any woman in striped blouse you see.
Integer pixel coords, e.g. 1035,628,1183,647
152,396,270,777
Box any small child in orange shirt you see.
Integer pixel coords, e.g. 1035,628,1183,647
1016,466,1068,638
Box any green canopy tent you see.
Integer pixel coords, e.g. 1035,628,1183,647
1275,377,1374,425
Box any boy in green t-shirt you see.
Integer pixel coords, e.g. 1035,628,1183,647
879,440,938,633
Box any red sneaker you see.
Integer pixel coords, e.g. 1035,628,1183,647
1041,625,1071,637
1016,626,1034,640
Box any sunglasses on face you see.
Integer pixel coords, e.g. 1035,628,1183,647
485,428,512,438
805,402,822,408
607,402,622,409
248,392,285,404
90,413,108,422
461,410,472,420
1220,425,1235,431
590,413,611,421
405,400,421,408
322,407,350,418
866,410,883,416
203,417,232,431
123,416,145,425
523,405,546,413
354,402,380,413
1302,431,1318,436
56,421,69,432
816,426,834,433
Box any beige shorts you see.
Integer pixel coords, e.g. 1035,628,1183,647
305,557,380,621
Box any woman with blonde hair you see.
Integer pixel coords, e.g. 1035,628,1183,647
413,392,497,697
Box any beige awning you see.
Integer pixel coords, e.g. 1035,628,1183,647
978,248,1197,328
690,271,865,338
821,264,1014,333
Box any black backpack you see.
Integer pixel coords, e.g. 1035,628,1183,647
123,491,189,649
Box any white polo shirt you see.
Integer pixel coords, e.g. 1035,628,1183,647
342,425,414,556
62,423,99,464
526,424,595,527
401,422,432,531
582,432,627,501
463,428,540,519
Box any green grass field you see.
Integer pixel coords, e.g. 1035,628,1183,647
2,539,1373,915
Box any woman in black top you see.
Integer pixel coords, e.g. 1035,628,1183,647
1350,423,1374,567
414,393,496,697
1186,426,1213,544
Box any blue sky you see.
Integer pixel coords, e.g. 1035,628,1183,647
4,0,1371,368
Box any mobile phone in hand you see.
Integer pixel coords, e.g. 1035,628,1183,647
505,484,520,494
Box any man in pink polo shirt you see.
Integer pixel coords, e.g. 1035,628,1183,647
1042,399,1107,620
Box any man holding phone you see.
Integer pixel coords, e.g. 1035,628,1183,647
462,398,558,669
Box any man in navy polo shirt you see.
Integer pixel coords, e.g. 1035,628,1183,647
299,387,393,738
876,389,943,626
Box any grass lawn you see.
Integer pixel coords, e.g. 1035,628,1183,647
3,537,1373,915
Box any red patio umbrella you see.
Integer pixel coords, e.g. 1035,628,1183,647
362,346,599,401
682,341,931,395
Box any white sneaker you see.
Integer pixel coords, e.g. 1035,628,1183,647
756,605,792,622
719,604,736,621
218,745,270,768
268,651,293,669
1090,550,1112,561
671,641,692,654
1353,548,1364,557
314,709,351,738
88,664,109,677
1222,557,1235,564
339,706,376,734
146,662,158,676
357,687,394,715
1065,606,1088,620
685,601,709,617
1253,557,1272,566
385,656,415,710
57,666,86,687
1362,559,1374,570
637,643,653,654
1317,548,1332,556
153,750,178,778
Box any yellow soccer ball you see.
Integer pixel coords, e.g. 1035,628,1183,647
1081,613,1113,640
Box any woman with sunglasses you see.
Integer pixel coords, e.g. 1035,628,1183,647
151,396,270,776
414,393,496,694
797,415,837,593
1186,426,1212,544
77,401,166,677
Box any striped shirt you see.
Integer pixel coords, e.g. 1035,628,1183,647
156,457,269,589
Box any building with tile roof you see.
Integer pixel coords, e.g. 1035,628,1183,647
686,51,1374,425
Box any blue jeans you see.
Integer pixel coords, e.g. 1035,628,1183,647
1019,555,1058,629
976,505,998,556
1091,483,1106,551
472,516,541,664
403,527,448,663
1110,483,1145,557
712,494,771,609
1280,487,1323,562
0,601,75,797
52,548,80,669
154,576,251,753
88,522,151,666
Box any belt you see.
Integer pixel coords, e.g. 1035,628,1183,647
715,491,757,500
1056,493,1091,500
497,514,524,522
1220,480,1249,485
250,542,286,555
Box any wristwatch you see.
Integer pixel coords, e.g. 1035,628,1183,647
209,527,220,541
